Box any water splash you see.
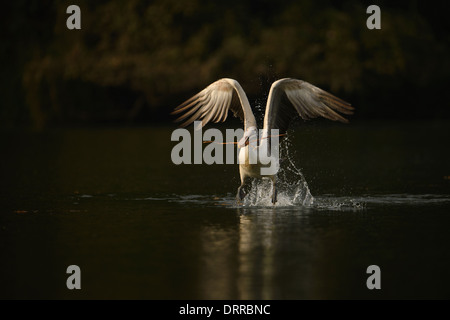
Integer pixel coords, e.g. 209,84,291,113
312,196,366,211
241,135,315,207
58,192,450,212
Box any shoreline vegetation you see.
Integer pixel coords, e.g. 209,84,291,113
3,1,450,129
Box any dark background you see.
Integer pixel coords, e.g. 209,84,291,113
1,1,450,301
2,0,450,130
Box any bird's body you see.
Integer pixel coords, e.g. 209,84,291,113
236,127,279,202
172,78,353,204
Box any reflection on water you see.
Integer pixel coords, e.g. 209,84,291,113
1,122,450,299
172,192,450,299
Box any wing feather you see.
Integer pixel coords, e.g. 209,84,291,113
172,78,256,129
264,78,354,134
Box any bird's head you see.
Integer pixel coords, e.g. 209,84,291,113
238,126,258,148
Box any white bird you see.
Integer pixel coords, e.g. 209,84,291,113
172,78,353,204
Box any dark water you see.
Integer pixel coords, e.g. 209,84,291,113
1,121,449,299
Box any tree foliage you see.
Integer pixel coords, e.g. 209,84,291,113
2,0,449,128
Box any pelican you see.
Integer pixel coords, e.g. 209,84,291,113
172,78,353,204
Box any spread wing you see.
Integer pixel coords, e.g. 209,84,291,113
263,78,354,134
172,78,257,130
